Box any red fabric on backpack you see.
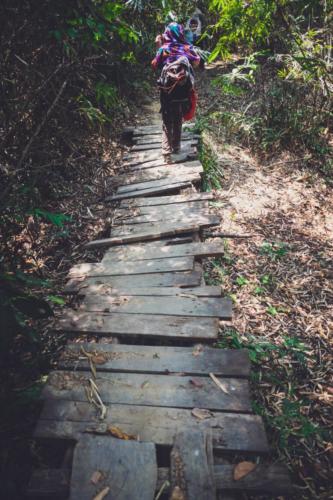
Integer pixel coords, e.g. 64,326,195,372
183,88,197,121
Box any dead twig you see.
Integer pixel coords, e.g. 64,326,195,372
17,79,68,169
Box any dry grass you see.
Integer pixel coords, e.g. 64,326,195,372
197,66,333,499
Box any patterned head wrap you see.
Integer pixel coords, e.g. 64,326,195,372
152,22,200,68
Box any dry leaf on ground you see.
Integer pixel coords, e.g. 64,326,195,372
191,408,213,420
93,486,110,500
189,378,204,388
90,470,104,485
233,461,256,481
209,373,230,394
107,425,137,440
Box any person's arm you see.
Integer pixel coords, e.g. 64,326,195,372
151,48,163,69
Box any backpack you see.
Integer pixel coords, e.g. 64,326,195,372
158,56,195,118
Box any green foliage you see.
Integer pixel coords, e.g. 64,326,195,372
32,209,71,228
199,142,223,191
260,241,289,260
208,1,333,165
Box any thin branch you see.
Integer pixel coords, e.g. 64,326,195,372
17,79,68,170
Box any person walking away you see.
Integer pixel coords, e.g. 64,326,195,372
185,18,200,45
151,23,200,164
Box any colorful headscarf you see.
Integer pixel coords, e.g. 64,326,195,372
152,22,200,69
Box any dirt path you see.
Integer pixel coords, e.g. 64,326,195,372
194,67,333,499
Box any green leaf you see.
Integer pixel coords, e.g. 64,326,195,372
47,295,65,305
266,305,278,316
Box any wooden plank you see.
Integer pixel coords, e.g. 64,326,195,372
170,429,215,500
79,295,232,319
119,192,213,208
102,242,224,263
64,270,202,293
54,311,219,340
135,133,197,144
27,464,291,498
69,435,157,500
59,343,250,377
110,217,219,239
124,143,195,161
107,180,195,200
131,139,197,151
85,222,202,248
113,200,209,218
126,158,194,171
112,163,203,186
43,371,251,412
212,464,292,494
124,149,197,167
36,402,269,453
67,256,194,278
75,285,222,297
113,209,212,226
115,172,201,195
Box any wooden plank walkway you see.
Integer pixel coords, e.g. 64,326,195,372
28,123,291,499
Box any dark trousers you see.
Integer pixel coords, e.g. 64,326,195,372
161,101,183,155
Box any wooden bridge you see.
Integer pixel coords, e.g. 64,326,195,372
27,124,291,499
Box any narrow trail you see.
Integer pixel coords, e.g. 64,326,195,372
27,119,291,499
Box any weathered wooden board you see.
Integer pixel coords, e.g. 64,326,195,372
170,429,215,500
79,295,232,319
43,371,251,412
59,343,250,377
116,172,201,195
113,200,209,219
27,463,291,499
107,180,196,200
69,435,157,500
36,402,269,453
102,241,224,263
123,148,197,167
119,192,213,208
54,311,219,340
131,139,197,151
212,464,292,494
85,222,203,248
124,142,195,160
64,270,202,293
134,132,197,144
68,256,194,278
113,209,212,226
112,163,203,186
110,216,219,239
73,285,221,297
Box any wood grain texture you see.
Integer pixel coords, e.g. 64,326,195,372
85,222,203,247
112,164,203,187
43,371,251,412
68,256,194,278
107,180,197,200
36,401,269,453
102,242,224,263
69,435,157,500
64,270,202,292
79,295,232,319
54,311,219,340
59,343,250,377
74,285,222,297
27,464,291,499
131,139,197,151
113,209,212,226
119,192,213,208
115,172,201,194
170,429,216,500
